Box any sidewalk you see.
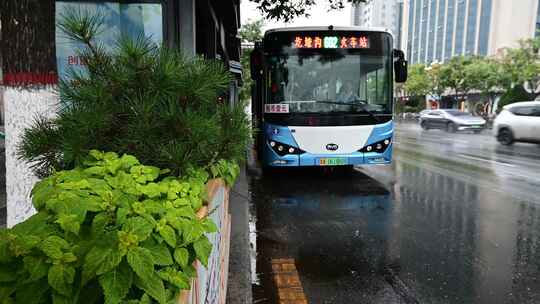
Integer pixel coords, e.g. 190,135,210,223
227,164,253,304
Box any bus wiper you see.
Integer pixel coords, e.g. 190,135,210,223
313,100,367,107
354,108,380,123
314,100,380,122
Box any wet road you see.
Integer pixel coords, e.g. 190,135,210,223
250,122,540,304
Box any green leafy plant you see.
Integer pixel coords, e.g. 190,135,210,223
0,151,232,304
18,9,250,178
209,160,240,187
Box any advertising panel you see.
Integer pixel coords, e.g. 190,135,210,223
56,2,163,79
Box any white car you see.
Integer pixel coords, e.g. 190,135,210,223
493,101,540,145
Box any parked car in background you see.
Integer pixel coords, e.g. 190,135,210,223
493,101,540,145
399,112,420,121
419,109,431,124
419,109,431,117
420,109,486,133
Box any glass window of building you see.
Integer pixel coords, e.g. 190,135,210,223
413,0,422,63
56,1,163,78
407,0,415,62
478,0,492,55
420,0,430,62
427,0,437,62
465,0,478,55
454,0,467,56
445,0,456,60
436,0,446,61
536,0,540,36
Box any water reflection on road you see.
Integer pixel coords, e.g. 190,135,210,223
390,161,540,304
250,125,540,304
252,168,401,303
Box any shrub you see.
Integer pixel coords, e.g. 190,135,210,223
0,150,238,303
18,10,250,178
497,85,533,112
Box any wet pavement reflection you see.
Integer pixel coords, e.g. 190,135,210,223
250,123,540,304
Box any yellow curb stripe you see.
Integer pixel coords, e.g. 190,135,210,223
271,258,308,304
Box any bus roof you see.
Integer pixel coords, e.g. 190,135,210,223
264,26,392,36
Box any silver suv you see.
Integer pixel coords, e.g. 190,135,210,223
420,109,486,133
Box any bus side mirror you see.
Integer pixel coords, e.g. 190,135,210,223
394,49,408,83
250,47,263,80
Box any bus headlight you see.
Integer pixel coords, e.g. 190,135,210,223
268,140,305,156
360,137,392,153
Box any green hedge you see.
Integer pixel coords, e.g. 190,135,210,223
497,85,533,112
0,151,238,303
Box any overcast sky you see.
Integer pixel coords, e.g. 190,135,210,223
240,1,353,31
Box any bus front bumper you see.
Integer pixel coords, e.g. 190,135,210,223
264,145,393,167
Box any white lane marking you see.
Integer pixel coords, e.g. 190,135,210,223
458,154,517,168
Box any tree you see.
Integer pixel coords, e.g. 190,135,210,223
19,11,250,176
497,85,532,112
400,64,431,113
425,61,445,100
239,19,264,43
250,0,366,22
464,57,501,115
500,36,540,98
439,56,475,106
0,0,57,86
239,19,264,102
403,64,429,97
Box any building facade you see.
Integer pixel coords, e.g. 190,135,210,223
402,0,540,65
351,0,404,48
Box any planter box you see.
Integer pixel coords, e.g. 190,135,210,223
178,179,231,304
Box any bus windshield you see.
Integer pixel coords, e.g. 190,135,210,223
267,53,392,114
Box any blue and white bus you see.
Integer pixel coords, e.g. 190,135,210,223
250,26,407,169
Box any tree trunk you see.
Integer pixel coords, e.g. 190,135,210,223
0,0,57,87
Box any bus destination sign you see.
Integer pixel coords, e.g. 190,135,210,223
293,36,369,49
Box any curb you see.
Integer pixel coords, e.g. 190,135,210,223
227,165,253,304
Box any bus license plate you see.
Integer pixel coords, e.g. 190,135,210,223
318,158,347,166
